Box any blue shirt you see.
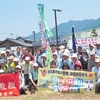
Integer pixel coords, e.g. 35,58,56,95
29,69,38,81
92,66,99,81
59,58,74,70
92,66,99,73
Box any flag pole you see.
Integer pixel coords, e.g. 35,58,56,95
72,26,76,53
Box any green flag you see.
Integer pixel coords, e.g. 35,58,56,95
38,4,53,37
46,42,51,68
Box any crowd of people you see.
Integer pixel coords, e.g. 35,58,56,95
0,41,100,94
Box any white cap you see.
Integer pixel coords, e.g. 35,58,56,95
62,52,69,57
1,51,5,54
33,63,38,67
71,53,77,58
0,69,4,73
14,58,19,62
52,53,57,56
60,45,65,52
95,59,100,63
90,51,95,55
6,49,10,52
16,65,21,69
25,56,30,61
41,53,47,58
8,56,14,60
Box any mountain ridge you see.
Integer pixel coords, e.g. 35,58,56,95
26,17,100,40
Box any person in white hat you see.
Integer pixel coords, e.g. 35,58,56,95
87,44,95,57
92,58,100,76
92,58,100,93
0,51,7,64
10,58,19,72
71,53,82,70
29,63,39,94
59,52,73,70
79,49,88,71
58,45,70,59
88,51,96,71
41,53,47,68
51,53,60,68
0,59,9,73
7,56,14,71
95,42,100,56
21,56,33,85
15,65,27,94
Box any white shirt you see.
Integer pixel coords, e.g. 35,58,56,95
95,48,100,56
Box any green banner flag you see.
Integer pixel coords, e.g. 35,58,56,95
46,42,51,68
38,4,53,37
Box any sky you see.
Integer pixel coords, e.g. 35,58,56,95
0,0,100,40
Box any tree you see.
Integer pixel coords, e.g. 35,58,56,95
90,27,98,37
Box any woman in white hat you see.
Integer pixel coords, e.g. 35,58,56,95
95,42,100,56
40,53,47,68
59,52,73,70
7,56,14,71
0,51,7,64
71,53,82,70
51,53,60,68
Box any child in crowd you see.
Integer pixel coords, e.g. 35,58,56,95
74,61,82,71
62,64,69,70
51,53,60,68
50,61,57,68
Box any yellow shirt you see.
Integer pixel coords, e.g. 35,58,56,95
10,62,16,70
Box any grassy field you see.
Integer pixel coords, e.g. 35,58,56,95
0,92,100,100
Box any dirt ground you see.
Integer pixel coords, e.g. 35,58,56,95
0,91,100,100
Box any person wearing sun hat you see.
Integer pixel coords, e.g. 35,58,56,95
92,58,100,73
29,63,39,94
95,42,100,56
87,44,95,57
92,58,100,92
10,58,19,72
21,56,33,85
59,52,73,70
51,53,60,68
58,45,70,59
7,56,14,72
71,53,82,70
0,51,7,64
15,65,27,94
0,59,9,73
88,51,96,71
79,49,88,71
40,53,47,68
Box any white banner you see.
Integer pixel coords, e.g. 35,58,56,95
68,38,100,50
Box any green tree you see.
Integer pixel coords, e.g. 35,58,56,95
90,27,98,37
